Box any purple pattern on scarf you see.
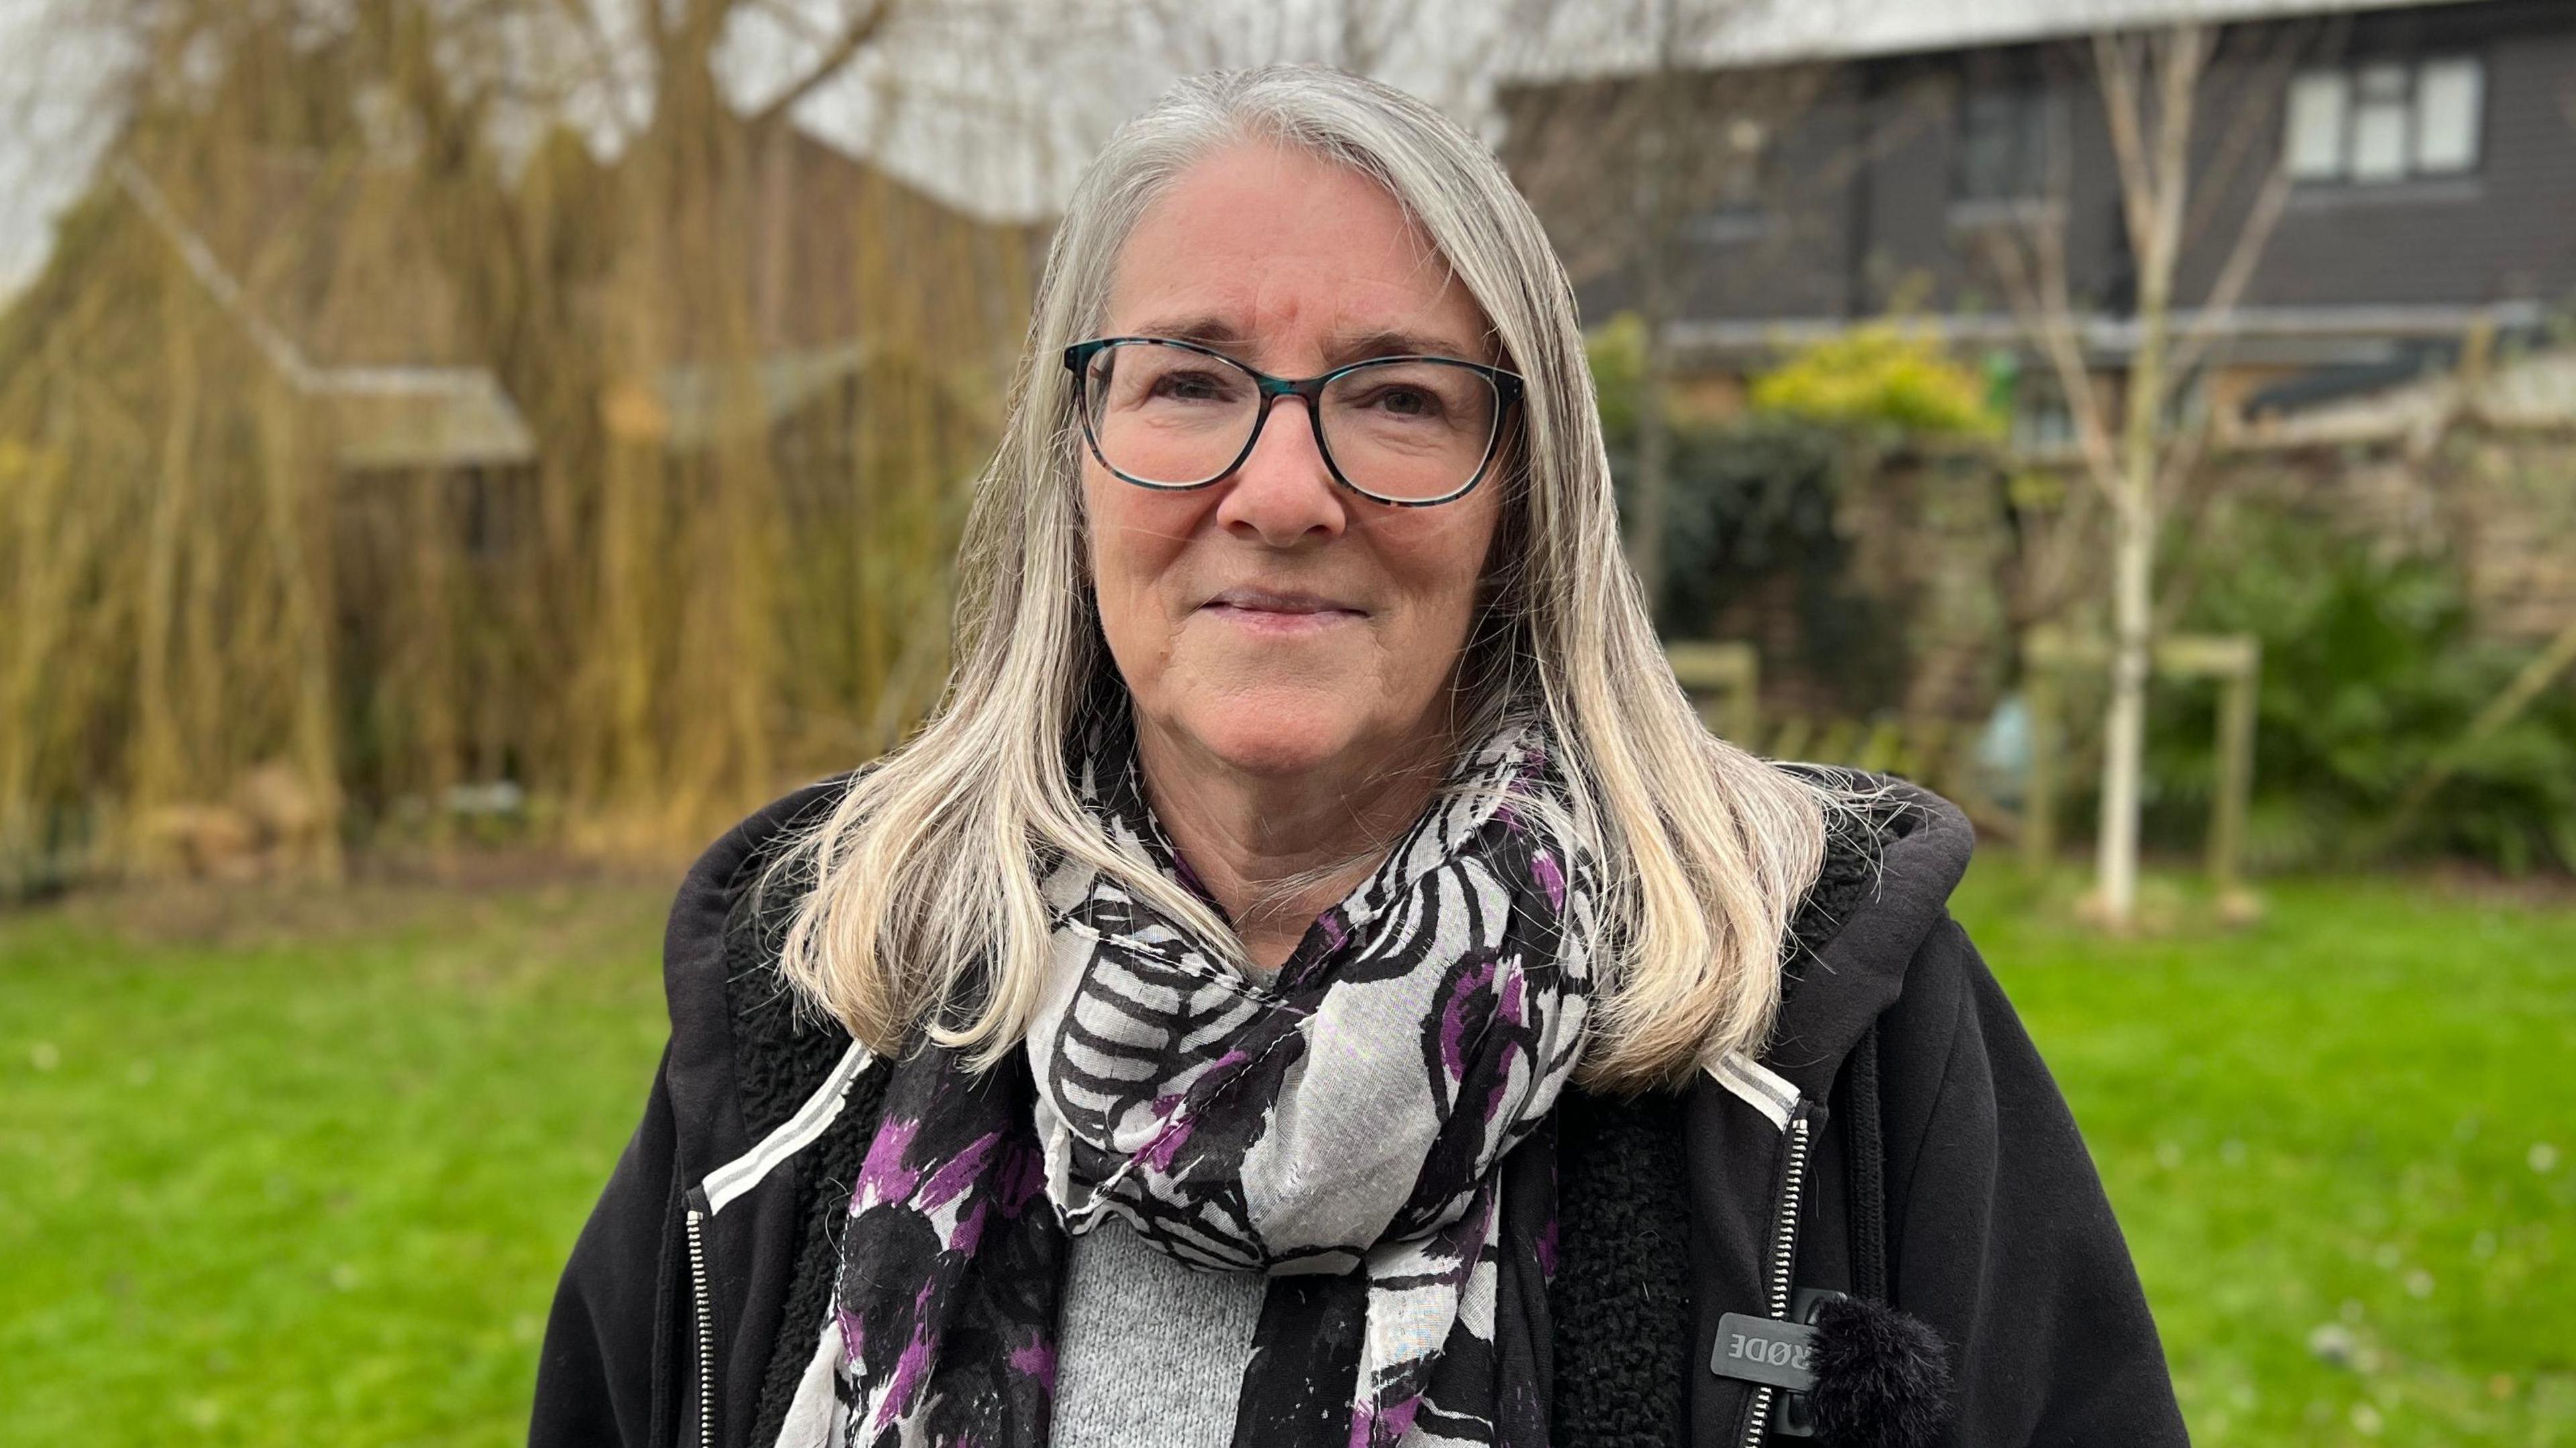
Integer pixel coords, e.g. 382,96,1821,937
996,1136,1045,1214
1439,958,1499,1081
920,1131,1000,1209
1009,1340,1059,1396
854,1117,922,1211
1320,909,1350,953
1138,1113,1195,1172
1350,1395,1422,1448
1532,850,1565,914
951,1198,991,1256
876,1283,939,1431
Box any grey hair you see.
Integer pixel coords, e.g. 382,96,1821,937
767,64,1856,1091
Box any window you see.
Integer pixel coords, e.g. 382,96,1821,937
1686,116,1776,244
2414,58,2484,170
2010,390,2076,457
2283,56,2483,182
1958,84,2053,201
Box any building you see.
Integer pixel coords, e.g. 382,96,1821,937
1499,0,2576,443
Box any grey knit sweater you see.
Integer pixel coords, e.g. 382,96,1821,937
1049,1217,1267,1447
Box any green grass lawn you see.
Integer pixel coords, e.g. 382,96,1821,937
0,880,672,1447
1949,867,2576,1447
1,862,2569,1445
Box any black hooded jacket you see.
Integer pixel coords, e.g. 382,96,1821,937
530,771,2190,1448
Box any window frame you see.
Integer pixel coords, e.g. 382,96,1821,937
1953,78,2060,205
1684,113,1782,247
2280,52,2487,188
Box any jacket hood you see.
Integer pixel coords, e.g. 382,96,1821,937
657,771,860,1196
1763,773,1978,1102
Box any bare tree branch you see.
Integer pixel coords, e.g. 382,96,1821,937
746,0,900,128
2094,33,2157,258
2178,15,2324,249
2165,162,2290,384
1978,219,2121,495
2149,27,2206,266
549,0,649,129
745,0,834,44
639,0,672,68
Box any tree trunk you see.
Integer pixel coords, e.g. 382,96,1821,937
2094,423,2155,922
1632,235,1674,618
1625,0,1681,620
2091,28,2197,927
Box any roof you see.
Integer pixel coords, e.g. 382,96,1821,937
2237,345,2576,447
1507,0,2498,81
606,341,875,449
113,157,895,470
326,378,542,472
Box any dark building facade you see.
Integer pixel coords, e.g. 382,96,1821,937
1502,0,2576,430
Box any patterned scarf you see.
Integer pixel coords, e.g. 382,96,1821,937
832,706,1599,1448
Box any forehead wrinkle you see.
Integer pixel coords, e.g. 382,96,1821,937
1103,145,1493,367
1124,313,1252,348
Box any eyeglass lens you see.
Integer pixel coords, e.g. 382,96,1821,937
1082,341,1501,502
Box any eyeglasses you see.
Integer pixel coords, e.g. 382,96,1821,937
1063,337,1524,507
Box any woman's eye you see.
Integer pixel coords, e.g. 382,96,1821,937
1368,386,1440,419
1149,371,1230,402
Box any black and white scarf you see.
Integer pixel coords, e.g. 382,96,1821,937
831,706,1599,1448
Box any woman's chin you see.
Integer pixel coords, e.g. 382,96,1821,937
1174,695,1379,780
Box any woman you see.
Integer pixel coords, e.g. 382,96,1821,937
531,66,2187,1448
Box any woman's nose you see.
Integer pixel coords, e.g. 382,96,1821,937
1213,396,1348,547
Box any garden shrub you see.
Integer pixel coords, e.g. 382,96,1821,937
1589,319,1911,714
2143,512,2576,874
1748,321,2006,441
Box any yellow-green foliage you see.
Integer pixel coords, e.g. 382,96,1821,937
1750,322,2004,439
1585,313,1649,440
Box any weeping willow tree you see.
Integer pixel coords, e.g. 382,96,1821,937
0,0,1047,883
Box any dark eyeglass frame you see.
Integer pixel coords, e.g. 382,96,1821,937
1063,336,1527,508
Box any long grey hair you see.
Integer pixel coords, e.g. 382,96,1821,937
766,64,1853,1092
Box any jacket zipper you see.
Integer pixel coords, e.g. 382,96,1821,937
686,1186,716,1448
1737,1101,1817,1448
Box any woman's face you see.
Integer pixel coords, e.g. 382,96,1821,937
1083,142,1505,782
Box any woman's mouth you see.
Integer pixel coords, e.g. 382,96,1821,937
1198,588,1367,635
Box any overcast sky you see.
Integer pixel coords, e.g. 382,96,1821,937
0,0,2473,301
0,0,127,294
